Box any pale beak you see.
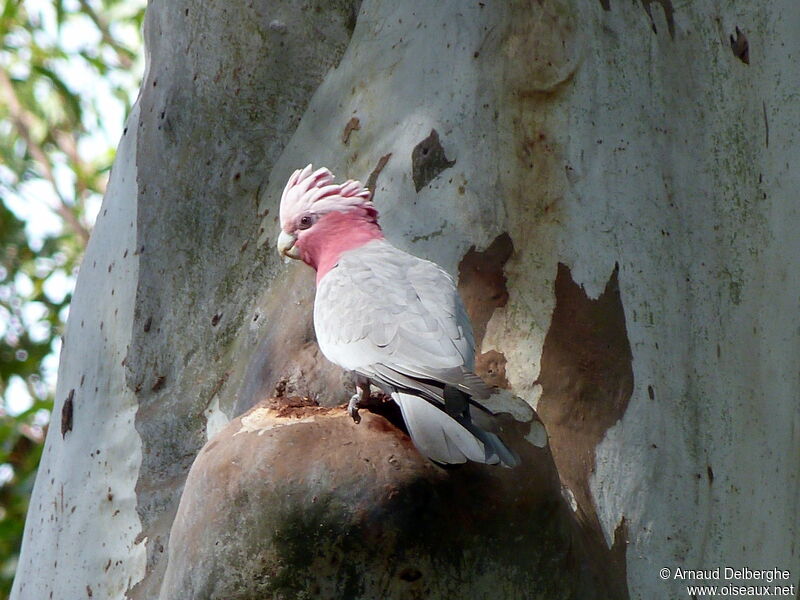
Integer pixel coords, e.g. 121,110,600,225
277,230,300,260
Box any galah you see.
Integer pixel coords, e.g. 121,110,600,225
276,165,519,467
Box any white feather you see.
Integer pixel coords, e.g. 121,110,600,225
392,392,495,465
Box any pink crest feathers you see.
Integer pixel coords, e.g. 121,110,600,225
279,164,373,230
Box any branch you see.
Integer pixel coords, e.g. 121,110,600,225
0,68,91,244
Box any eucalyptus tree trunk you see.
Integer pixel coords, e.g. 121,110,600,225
12,1,799,599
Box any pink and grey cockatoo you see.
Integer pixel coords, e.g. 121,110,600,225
277,165,518,467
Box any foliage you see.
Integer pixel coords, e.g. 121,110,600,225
0,0,144,596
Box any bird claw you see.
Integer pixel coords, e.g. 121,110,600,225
348,393,362,424
348,378,372,425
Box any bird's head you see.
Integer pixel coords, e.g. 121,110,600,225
277,165,380,271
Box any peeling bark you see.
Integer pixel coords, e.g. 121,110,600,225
536,262,633,592
457,233,514,348
538,262,634,524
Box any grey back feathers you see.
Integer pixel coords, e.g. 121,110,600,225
314,239,518,467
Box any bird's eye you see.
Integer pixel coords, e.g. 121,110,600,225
298,215,314,230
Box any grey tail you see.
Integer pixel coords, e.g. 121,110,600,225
392,391,519,468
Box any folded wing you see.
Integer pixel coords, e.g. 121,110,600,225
314,239,520,466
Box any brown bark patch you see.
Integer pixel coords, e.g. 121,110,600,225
267,395,322,418
365,152,392,201
730,27,749,65
640,0,675,38
60,389,74,438
341,116,360,144
474,349,510,389
457,233,514,386
457,233,513,347
411,129,455,192
536,262,632,595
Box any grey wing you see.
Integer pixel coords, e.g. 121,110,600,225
313,241,525,467
313,242,481,391
405,256,476,369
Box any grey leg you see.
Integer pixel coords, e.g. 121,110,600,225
348,374,371,424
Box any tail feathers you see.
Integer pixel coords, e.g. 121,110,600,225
461,423,520,468
391,392,518,467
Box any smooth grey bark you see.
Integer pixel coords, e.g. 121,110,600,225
13,1,800,599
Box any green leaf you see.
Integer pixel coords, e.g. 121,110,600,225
0,0,22,37
30,64,82,124
54,0,65,30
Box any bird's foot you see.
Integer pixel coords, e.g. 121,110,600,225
348,379,376,425
348,393,362,424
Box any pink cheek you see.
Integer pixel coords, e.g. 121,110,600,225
294,229,311,252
